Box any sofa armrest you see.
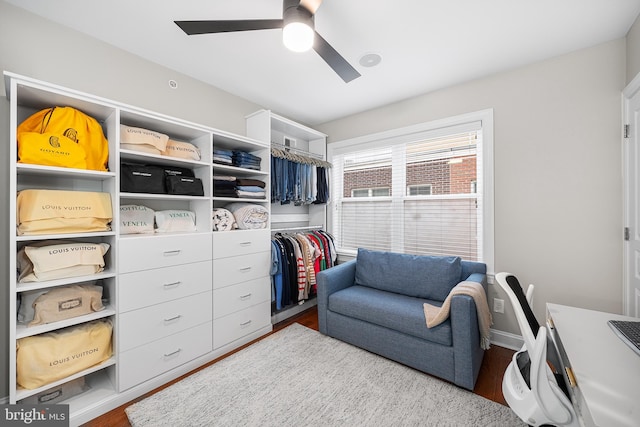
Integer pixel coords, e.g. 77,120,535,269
450,274,488,390
465,272,488,294
316,259,357,334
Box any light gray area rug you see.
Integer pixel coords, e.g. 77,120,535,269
126,323,525,426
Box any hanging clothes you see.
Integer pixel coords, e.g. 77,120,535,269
270,147,331,205
270,230,336,312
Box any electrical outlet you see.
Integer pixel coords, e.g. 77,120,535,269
493,298,504,313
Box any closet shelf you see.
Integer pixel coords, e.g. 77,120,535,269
212,163,269,176
15,357,116,401
213,196,268,203
16,163,116,180
16,231,116,242
271,225,323,233
16,270,118,293
16,306,116,339
120,192,207,201
120,149,209,168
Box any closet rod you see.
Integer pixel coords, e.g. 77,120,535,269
271,142,324,159
271,225,324,233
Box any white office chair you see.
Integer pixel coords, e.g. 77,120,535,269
495,272,580,427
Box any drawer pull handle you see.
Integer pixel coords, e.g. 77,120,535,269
163,282,182,288
240,293,252,301
163,250,181,256
240,320,252,327
239,267,252,272
164,348,182,357
239,242,252,247
164,315,182,322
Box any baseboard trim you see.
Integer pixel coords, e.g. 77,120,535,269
489,328,523,351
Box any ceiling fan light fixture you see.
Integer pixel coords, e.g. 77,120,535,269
283,21,314,52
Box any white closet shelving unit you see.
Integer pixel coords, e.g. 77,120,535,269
7,76,119,412
5,72,273,426
245,110,328,323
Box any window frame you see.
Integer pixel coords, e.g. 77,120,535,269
351,187,391,197
327,109,494,274
406,184,433,196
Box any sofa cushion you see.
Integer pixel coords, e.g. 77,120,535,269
354,248,462,301
328,285,452,346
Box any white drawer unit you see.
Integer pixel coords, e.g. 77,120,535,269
212,229,270,259
213,277,271,320
213,301,271,350
119,233,212,273
119,261,212,313
212,251,271,289
119,322,213,391
119,291,213,352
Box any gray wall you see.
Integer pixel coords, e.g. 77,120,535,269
0,0,264,400
0,1,262,135
627,13,640,84
317,39,627,337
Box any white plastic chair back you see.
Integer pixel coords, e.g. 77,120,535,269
495,272,579,427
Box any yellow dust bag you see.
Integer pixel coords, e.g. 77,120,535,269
16,319,113,389
16,189,113,235
120,124,168,154
30,283,105,327
17,132,87,169
17,106,109,171
161,139,201,161
17,241,110,283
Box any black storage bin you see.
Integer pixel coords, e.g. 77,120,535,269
120,163,166,194
162,166,194,178
166,175,204,196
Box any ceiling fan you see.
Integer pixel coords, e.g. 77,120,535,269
174,0,361,83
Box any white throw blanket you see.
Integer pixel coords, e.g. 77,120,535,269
423,281,493,350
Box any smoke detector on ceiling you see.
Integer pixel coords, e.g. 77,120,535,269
359,53,382,68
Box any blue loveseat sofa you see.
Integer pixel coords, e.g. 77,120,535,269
317,248,488,390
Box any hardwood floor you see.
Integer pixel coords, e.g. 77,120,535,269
82,306,515,426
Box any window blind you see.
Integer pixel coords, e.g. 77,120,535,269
331,127,483,262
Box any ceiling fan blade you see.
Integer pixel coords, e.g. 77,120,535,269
313,32,361,83
175,19,284,35
299,0,323,14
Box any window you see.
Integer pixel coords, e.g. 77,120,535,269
352,187,391,197
407,184,432,196
328,110,494,270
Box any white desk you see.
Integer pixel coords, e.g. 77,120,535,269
547,304,640,427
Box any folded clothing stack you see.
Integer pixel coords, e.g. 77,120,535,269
213,176,266,199
236,178,266,199
213,149,233,166
213,175,237,198
232,150,261,170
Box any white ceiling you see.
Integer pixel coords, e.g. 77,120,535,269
7,0,640,126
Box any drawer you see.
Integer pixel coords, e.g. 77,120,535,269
213,251,271,289
212,229,270,259
119,291,213,351
213,301,271,349
119,322,212,391
119,233,212,273
213,277,270,319
119,261,212,312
